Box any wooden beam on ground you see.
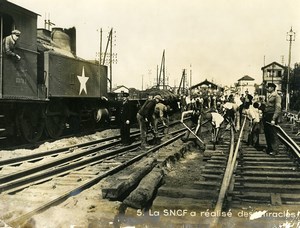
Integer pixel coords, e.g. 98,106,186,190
123,167,164,208
102,158,157,200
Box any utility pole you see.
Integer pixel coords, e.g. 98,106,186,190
99,28,102,65
281,55,285,65
156,65,159,87
286,27,296,111
157,50,166,89
109,28,113,92
97,28,102,95
177,69,186,95
189,64,192,95
99,28,117,93
148,69,152,87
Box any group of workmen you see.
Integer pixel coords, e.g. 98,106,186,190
120,82,282,155
180,82,282,155
3,29,282,154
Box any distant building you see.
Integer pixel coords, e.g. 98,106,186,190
112,85,129,94
236,75,255,95
261,61,286,93
128,88,140,99
109,85,130,101
190,79,221,95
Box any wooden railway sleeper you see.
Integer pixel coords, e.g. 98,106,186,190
234,169,244,174
271,193,282,205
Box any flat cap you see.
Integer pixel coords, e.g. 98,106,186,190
154,95,163,101
12,30,21,35
267,83,276,88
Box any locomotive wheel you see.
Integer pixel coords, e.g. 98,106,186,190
45,102,66,139
16,105,45,143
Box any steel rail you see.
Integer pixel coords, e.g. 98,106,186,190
0,120,182,167
4,147,136,195
0,140,120,185
0,142,136,193
7,130,186,227
210,116,247,228
0,126,188,193
225,121,300,211
0,134,121,167
274,124,300,159
0,130,146,166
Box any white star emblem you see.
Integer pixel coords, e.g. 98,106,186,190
77,66,89,95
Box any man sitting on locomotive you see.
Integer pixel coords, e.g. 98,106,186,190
2,30,21,61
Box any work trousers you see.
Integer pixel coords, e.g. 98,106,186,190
120,121,131,145
249,122,260,147
137,113,148,147
263,112,279,153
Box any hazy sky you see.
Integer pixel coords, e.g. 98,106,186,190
10,0,300,89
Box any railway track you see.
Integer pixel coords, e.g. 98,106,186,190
0,121,186,227
1,116,300,227
230,141,300,207
143,117,300,227
0,125,110,150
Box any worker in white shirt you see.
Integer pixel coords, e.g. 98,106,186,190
243,102,262,148
204,112,224,144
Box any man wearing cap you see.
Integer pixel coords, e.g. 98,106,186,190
120,96,132,145
244,90,253,109
136,95,163,149
263,83,281,155
2,30,21,60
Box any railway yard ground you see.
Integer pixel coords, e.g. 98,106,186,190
0,125,209,228
0,117,300,228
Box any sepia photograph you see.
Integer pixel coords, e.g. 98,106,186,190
0,0,300,227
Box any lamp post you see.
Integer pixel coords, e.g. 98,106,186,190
286,27,296,111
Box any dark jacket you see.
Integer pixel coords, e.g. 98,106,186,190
120,100,132,123
265,91,281,120
138,99,156,120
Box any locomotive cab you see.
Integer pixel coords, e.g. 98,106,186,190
0,0,40,99
0,1,46,143
0,1,109,143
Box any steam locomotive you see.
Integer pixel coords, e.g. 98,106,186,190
0,0,109,142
